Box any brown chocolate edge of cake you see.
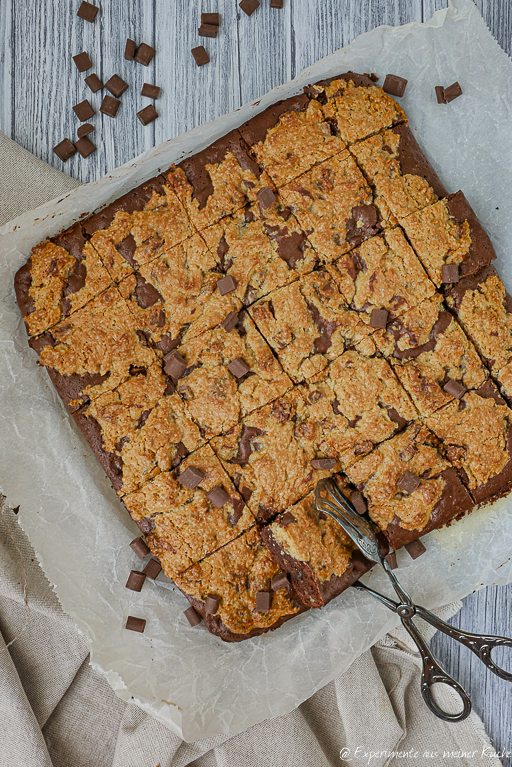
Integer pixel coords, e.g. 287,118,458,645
238,93,310,148
444,264,501,312
72,407,124,492
82,175,169,236
470,423,512,506
444,191,497,280
390,123,448,200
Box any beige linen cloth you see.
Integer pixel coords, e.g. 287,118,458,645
0,132,503,767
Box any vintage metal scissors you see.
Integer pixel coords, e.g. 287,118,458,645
315,477,512,722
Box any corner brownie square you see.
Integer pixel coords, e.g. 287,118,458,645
123,444,254,578
14,224,111,337
345,423,473,549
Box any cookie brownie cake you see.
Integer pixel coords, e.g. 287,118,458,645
15,71,512,641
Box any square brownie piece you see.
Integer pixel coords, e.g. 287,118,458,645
174,527,302,641
279,152,381,262
346,423,473,549
401,191,497,287
28,286,157,411
349,124,447,225
248,269,371,383
162,129,274,231
425,381,512,505
123,444,254,578
374,293,488,416
14,224,111,337
73,363,204,495
326,228,435,324
239,94,346,187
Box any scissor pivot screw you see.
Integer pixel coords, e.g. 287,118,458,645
397,604,415,618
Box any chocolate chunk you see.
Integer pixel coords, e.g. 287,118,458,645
184,606,202,626
270,0,283,6
77,1,98,21
280,512,296,526
72,100,95,122
256,186,276,209
405,539,427,559
126,570,146,592
191,45,209,66
141,83,161,99
444,82,463,103
385,551,398,570
240,0,260,15
73,52,92,72
477,379,506,405
53,139,77,161
178,465,205,490
271,571,289,590
137,105,158,126
228,357,250,379
306,300,337,354
199,23,218,38
130,536,151,559
135,275,162,308
164,351,187,378
136,517,155,535
346,204,380,245
370,308,389,329
267,227,306,269
206,485,230,508
125,39,137,60
85,73,103,92
74,136,96,158
135,42,156,66
383,74,408,97
125,616,146,633
116,234,137,266
241,485,252,501
202,12,220,25
397,470,421,494
100,95,120,118
255,591,271,612
221,311,239,332
231,425,263,465
217,274,237,295
311,458,337,470
77,123,94,138
351,491,367,514
105,74,129,98
156,334,180,355
204,594,221,614
441,264,459,283
435,85,447,104
443,378,467,399
387,407,407,431
229,498,245,526
143,558,162,580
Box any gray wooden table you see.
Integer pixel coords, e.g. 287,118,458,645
1,0,511,761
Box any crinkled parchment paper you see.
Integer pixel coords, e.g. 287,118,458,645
1,0,512,742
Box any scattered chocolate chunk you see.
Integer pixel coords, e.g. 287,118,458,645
206,485,230,508
126,570,146,592
239,0,260,16
135,42,156,66
370,308,389,329
53,139,77,161
77,123,94,138
184,606,202,626
444,82,463,103
228,357,250,379
125,38,137,60
191,45,209,67
125,616,146,633
441,264,459,283
270,0,283,6
135,276,161,308
100,95,120,117
164,351,187,378
204,594,221,614
397,470,421,494
311,458,337,470
383,74,408,98
435,85,447,104
271,571,289,590
141,83,161,99
73,99,95,121
178,465,205,490
199,23,218,38
85,73,103,92
256,186,276,209
136,517,155,535
405,539,427,560
229,498,245,526
351,491,367,515
346,204,380,245
255,590,271,612
137,105,158,126
385,551,398,570
73,52,92,72
280,512,296,526
217,274,237,295
130,536,151,559
77,1,98,22
143,558,162,580
221,311,239,332
105,74,129,98
74,136,96,158
443,378,467,399
202,12,220,25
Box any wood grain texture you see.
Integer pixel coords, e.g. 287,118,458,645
1,0,512,759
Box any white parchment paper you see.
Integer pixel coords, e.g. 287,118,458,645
1,0,512,742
